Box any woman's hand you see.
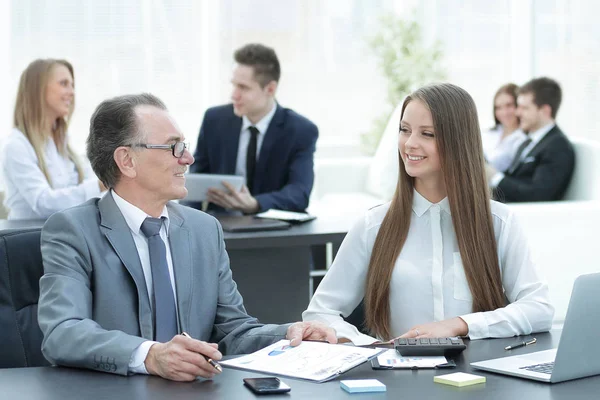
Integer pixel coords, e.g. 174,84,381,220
396,317,468,339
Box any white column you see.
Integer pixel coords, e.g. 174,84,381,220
0,0,11,189
509,0,534,82
199,0,221,113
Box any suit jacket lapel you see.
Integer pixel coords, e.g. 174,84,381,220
255,105,285,190
226,113,243,174
98,194,154,340
166,204,192,334
525,125,559,159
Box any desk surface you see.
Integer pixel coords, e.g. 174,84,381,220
1,331,597,400
0,215,351,249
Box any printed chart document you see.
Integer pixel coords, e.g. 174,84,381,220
371,349,448,369
220,340,384,382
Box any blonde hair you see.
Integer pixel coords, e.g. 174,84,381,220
13,59,84,186
365,83,505,340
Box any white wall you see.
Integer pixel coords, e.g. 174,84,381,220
0,1,11,189
2,0,600,161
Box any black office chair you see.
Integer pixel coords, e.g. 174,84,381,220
0,228,50,368
343,300,370,336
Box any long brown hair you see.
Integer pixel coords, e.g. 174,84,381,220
365,83,505,340
13,58,84,186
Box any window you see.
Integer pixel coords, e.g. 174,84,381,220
3,0,599,163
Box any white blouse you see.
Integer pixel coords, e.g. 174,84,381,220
482,127,527,172
1,128,101,220
303,190,554,345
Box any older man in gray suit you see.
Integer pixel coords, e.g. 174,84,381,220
37,93,336,382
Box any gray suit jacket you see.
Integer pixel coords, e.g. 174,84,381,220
37,194,287,375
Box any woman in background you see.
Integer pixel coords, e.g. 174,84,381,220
2,59,105,220
303,83,553,345
481,83,527,172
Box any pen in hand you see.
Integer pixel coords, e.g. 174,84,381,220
505,337,537,351
181,332,223,372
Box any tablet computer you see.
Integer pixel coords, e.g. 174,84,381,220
184,173,245,201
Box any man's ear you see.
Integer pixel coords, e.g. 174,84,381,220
540,104,553,119
113,147,137,179
265,80,278,97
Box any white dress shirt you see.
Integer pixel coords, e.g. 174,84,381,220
482,126,527,172
303,190,554,345
1,128,101,219
111,190,178,374
235,102,277,184
490,123,555,187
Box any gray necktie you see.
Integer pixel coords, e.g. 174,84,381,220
140,217,177,342
507,138,533,174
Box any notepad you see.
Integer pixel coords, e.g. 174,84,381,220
434,372,486,387
340,379,386,393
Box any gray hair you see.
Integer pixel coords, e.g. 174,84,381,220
86,93,167,188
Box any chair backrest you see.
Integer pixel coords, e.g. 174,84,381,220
0,228,49,368
0,192,9,219
366,108,600,203
562,137,600,201
364,103,403,201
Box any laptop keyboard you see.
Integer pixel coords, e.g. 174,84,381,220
520,361,555,374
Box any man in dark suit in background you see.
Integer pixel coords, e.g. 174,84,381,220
189,43,318,214
486,77,575,202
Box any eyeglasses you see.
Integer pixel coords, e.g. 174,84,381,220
131,141,190,158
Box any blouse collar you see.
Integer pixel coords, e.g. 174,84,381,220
412,189,451,217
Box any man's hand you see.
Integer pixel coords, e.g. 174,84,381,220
286,321,338,346
144,335,222,381
485,163,498,183
207,182,259,214
397,317,468,340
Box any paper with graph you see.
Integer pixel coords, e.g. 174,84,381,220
220,340,383,382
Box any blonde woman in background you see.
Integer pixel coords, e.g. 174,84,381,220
1,59,105,220
482,83,527,172
303,83,553,345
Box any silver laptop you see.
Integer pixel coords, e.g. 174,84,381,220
471,272,600,383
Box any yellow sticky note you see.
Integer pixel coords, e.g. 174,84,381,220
434,372,486,387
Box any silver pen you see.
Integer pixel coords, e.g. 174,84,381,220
181,332,223,372
505,337,537,351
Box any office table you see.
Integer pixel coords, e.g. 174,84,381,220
1,331,596,399
0,215,351,324
221,215,349,324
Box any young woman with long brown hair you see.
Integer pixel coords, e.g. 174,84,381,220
303,83,553,345
482,83,527,172
1,59,105,219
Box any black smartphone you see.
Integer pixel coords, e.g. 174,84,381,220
243,377,291,394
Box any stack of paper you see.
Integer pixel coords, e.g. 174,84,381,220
374,349,447,369
434,372,486,387
340,379,386,393
255,209,316,222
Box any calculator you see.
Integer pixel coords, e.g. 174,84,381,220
394,337,466,357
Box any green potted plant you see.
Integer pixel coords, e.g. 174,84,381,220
362,14,446,155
